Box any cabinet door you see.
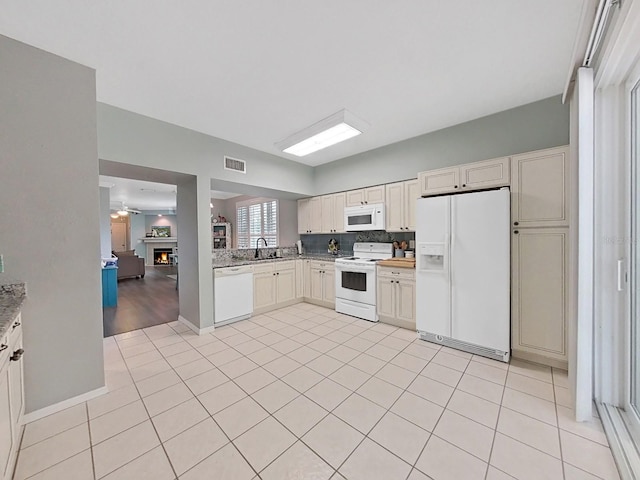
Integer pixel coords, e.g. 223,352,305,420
323,269,335,304
310,267,324,301
385,182,405,232
512,228,568,362
303,261,312,298
511,146,570,227
345,189,365,207
0,368,12,480
332,193,346,233
309,197,323,233
377,276,396,318
295,260,303,298
396,279,416,324
418,167,459,196
254,272,276,310
297,199,310,234
276,269,296,304
460,156,510,190
405,179,419,232
321,195,334,233
365,185,385,204
8,334,23,440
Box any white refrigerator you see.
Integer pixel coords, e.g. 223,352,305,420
416,188,510,362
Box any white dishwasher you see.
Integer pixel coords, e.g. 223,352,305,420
214,265,254,326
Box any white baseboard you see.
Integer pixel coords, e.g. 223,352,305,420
178,315,216,335
22,385,108,424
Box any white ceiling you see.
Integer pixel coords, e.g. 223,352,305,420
1,1,584,167
101,176,177,211
100,176,239,211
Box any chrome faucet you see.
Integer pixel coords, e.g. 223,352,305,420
255,237,268,259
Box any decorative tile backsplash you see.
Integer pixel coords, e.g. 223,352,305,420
300,232,415,255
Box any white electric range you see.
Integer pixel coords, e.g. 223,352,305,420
334,242,394,322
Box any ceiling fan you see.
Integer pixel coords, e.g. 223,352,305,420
111,202,141,217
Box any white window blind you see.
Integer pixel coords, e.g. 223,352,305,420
236,199,278,249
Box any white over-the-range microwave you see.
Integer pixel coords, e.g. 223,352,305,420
344,203,386,231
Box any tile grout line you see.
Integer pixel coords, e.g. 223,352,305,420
112,328,181,480
482,358,509,480
31,304,581,480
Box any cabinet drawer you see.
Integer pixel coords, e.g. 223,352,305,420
8,314,21,348
377,267,415,281
252,262,275,274
275,261,295,271
311,261,334,270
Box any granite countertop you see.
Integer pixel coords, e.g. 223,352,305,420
212,254,348,269
0,275,26,339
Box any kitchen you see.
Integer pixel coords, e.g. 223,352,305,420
211,145,570,372
1,1,631,478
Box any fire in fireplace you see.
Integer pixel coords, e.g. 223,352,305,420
154,248,173,265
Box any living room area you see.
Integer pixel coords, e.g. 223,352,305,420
101,176,180,337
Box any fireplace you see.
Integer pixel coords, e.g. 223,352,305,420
153,248,173,265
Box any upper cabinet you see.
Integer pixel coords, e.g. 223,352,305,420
298,197,323,234
345,185,386,206
321,192,346,233
419,156,510,197
511,146,571,228
385,179,418,232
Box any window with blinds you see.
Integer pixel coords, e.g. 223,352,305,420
236,199,278,248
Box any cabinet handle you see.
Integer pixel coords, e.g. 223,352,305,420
514,230,519,234
462,184,466,187
513,222,519,226
454,185,458,189
277,272,280,275
396,280,400,284
0,344,7,353
12,321,20,330
10,348,24,362
390,280,394,283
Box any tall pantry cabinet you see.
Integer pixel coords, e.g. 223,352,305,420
510,146,572,369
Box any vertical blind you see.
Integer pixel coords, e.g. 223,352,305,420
236,199,278,248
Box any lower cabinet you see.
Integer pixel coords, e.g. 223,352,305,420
295,260,304,298
0,314,24,480
377,267,416,330
253,261,298,314
308,261,335,308
511,228,569,368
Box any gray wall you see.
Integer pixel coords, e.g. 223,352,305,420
130,214,147,258
145,214,178,239
0,35,104,413
99,187,112,258
314,96,570,194
177,176,214,331
98,104,315,196
279,199,299,247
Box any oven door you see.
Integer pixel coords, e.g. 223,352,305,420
335,264,376,305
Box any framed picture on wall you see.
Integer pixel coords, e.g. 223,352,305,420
151,226,171,237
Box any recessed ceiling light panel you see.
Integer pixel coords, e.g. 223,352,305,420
276,109,368,157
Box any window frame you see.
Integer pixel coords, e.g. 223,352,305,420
235,197,279,249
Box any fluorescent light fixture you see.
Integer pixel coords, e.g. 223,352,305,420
158,214,163,217
276,109,368,157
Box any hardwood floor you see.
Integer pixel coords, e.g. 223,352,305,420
103,265,179,337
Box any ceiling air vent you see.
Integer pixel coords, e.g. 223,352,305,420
224,156,246,174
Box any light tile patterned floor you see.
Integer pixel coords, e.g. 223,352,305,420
14,304,620,480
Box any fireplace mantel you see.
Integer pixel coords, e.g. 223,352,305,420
141,237,178,243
